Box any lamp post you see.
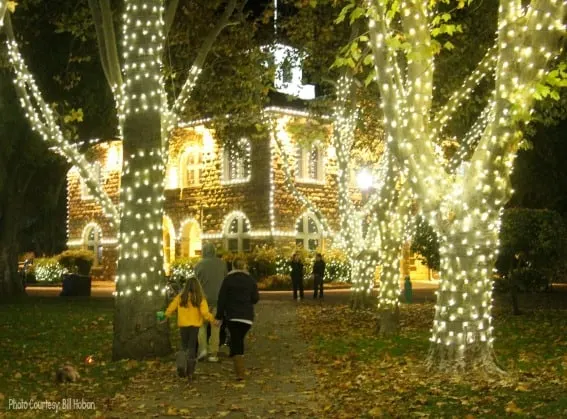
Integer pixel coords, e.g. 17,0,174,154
356,169,373,202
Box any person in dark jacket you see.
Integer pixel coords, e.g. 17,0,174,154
216,257,259,380
312,253,326,299
290,252,304,301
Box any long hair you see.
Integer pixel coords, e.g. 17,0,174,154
180,276,203,308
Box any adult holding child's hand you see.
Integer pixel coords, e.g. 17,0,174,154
215,257,259,381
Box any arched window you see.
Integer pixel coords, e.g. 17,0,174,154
83,224,103,266
163,216,176,273
179,145,203,188
295,213,322,251
81,162,103,200
296,143,324,183
224,212,251,253
180,220,202,258
222,138,251,184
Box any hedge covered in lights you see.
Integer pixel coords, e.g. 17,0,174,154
168,246,352,287
32,258,68,283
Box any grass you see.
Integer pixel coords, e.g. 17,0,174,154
298,295,567,418
0,297,150,417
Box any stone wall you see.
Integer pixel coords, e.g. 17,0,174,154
66,113,342,279
66,140,121,280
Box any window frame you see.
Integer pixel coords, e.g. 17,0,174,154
81,162,103,200
83,225,103,266
295,143,324,184
295,213,322,251
224,213,251,253
179,145,203,188
221,138,251,185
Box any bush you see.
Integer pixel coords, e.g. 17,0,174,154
33,258,67,283
246,246,278,281
56,250,95,276
257,274,291,290
496,208,567,292
323,248,351,283
170,257,200,282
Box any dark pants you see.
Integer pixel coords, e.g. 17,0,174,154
180,326,199,361
292,276,304,299
227,321,251,357
313,274,324,298
219,320,230,346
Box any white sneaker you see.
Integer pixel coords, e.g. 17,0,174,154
207,356,219,362
197,350,207,361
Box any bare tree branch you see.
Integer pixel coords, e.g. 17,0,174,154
169,0,245,125
3,14,119,224
89,0,122,91
268,117,332,236
0,1,8,27
164,0,180,37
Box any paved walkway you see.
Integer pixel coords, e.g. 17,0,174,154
25,280,440,302
104,300,324,418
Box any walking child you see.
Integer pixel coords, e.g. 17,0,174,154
162,275,217,381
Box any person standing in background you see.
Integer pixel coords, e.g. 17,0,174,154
312,253,326,299
194,243,228,362
290,252,304,301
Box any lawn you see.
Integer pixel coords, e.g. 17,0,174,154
297,295,567,418
0,297,157,417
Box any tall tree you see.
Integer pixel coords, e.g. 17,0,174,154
358,0,566,372
3,0,246,359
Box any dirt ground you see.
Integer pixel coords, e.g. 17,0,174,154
104,300,325,418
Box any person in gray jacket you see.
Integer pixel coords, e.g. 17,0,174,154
194,243,228,362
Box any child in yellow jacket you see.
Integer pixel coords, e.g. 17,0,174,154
164,275,217,380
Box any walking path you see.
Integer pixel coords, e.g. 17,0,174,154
104,300,324,418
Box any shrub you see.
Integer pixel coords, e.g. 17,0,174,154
258,274,291,290
323,248,351,283
170,257,199,282
496,208,566,292
33,258,67,283
246,246,278,281
56,250,95,276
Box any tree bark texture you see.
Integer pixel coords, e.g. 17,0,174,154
427,219,502,373
377,242,402,336
349,254,377,310
112,0,171,360
0,191,25,299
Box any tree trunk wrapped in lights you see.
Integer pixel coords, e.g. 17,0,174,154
364,0,566,371
4,0,243,359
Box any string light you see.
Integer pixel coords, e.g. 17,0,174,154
365,0,566,368
4,20,119,225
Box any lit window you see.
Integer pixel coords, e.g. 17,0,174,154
222,139,251,184
163,217,176,274
180,220,202,257
84,225,102,266
295,213,322,251
296,144,324,183
224,213,251,253
180,145,203,188
81,163,103,200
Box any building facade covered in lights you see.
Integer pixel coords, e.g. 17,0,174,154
66,111,344,279
66,44,346,279
65,43,432,281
